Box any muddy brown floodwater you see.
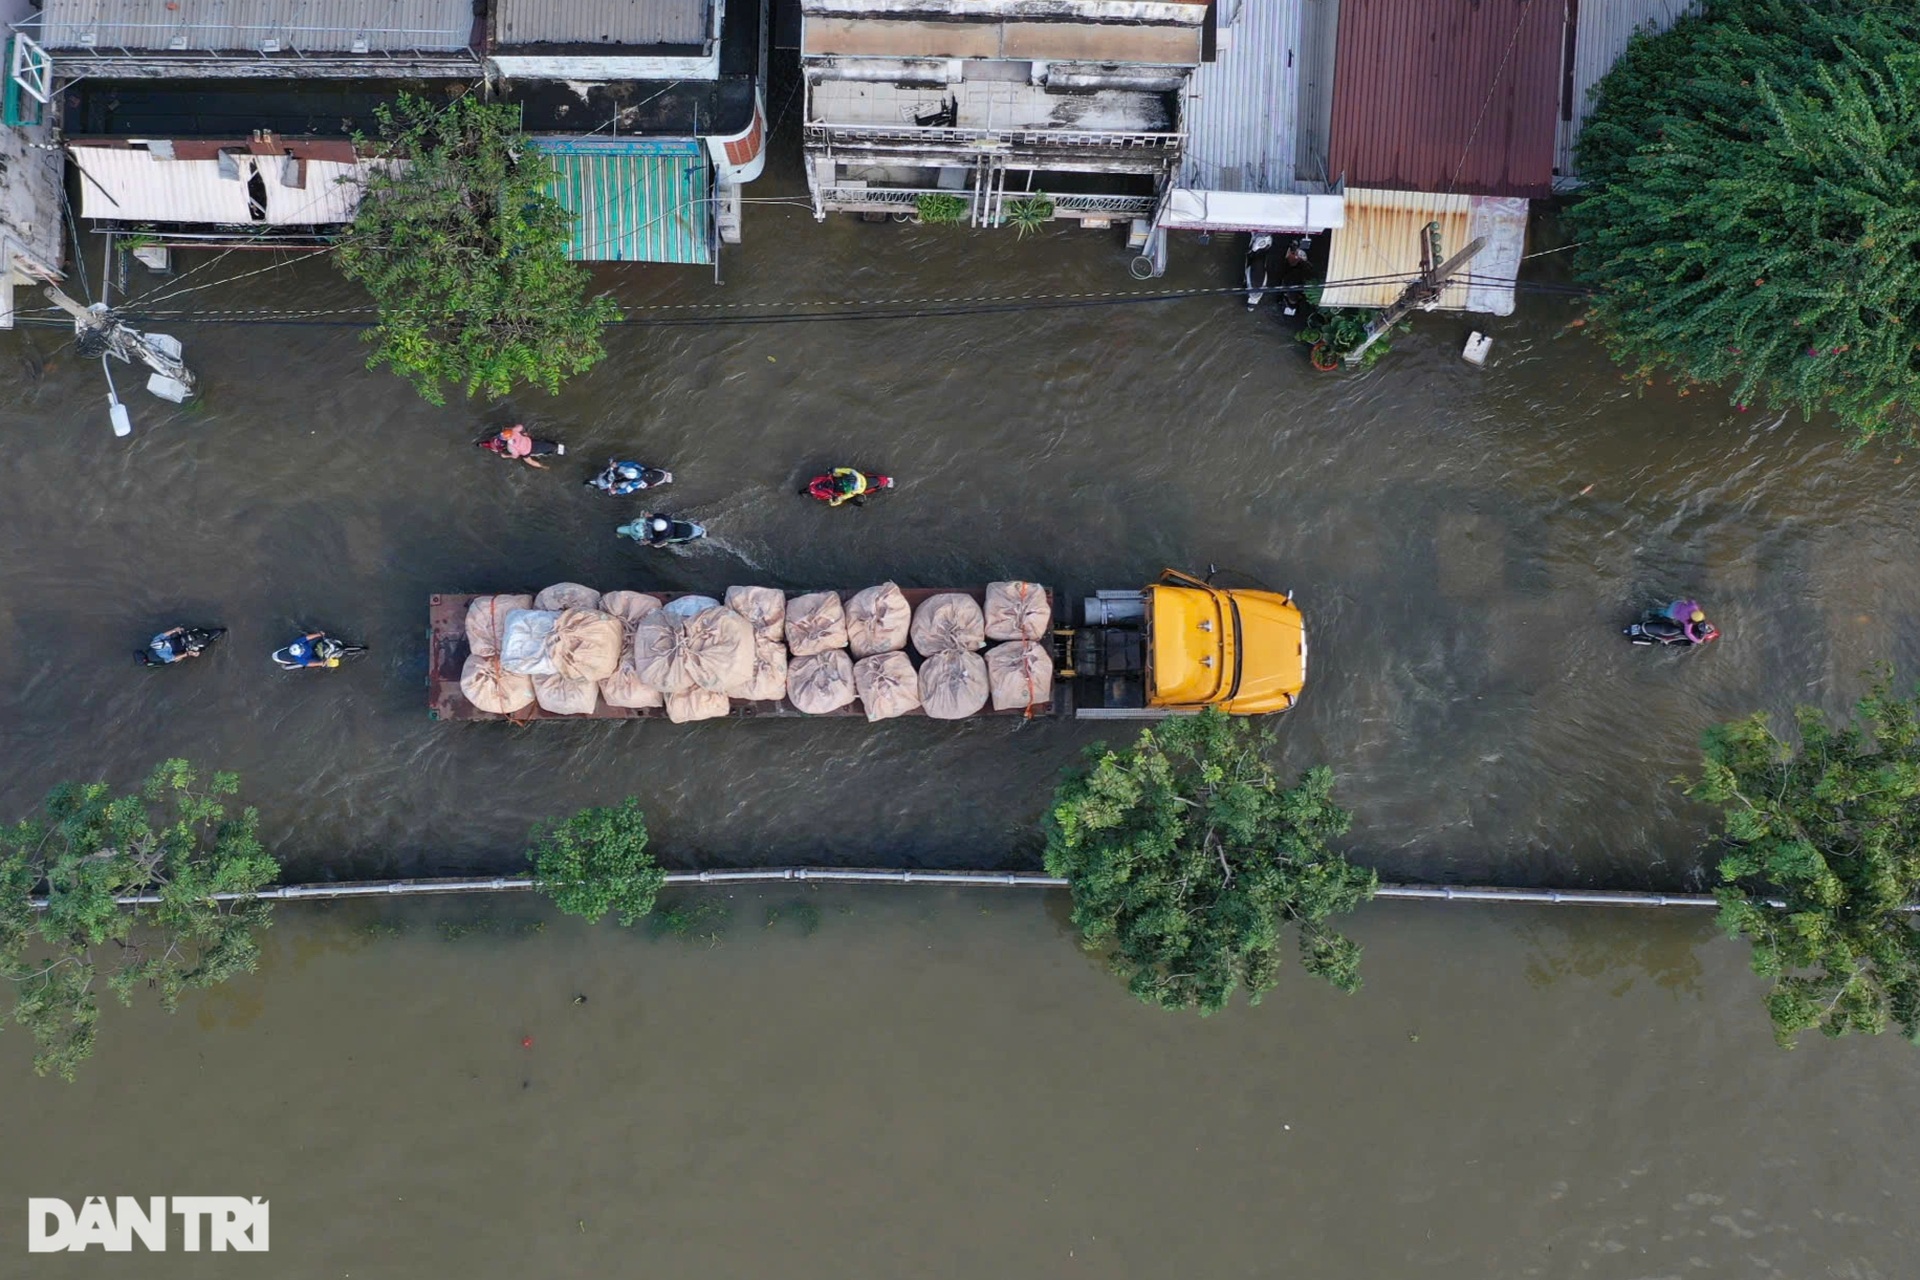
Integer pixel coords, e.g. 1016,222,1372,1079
2,163,1917,891
2,892,1916,1277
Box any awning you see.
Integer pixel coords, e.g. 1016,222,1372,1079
1160,189,1346,233
1320,187,1528,316
537,139,711,265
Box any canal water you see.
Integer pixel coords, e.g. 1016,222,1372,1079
2,891,1914,1276
2,160,1918,889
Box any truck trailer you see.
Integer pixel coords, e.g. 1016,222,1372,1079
427,570,1304,722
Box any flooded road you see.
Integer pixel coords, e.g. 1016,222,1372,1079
2,892,1914,1276
2,164,1918,888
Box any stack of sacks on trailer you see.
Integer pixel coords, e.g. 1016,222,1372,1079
725,586,789,702
982,581,1052,711
910,591,987,718
496,583,626,715
632,598,755,722
598,591,665,709
847,583,916,720
785,590,855,714
461,593,536,714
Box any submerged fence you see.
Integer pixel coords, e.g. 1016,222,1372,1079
66,869,1724,910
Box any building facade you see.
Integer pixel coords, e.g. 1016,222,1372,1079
800,0,1208,228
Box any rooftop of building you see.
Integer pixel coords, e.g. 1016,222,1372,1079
1327,0,1566,199
36,0,477,53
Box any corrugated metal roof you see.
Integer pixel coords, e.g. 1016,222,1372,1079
1328,0,1566,198
71,144,378,224
495,0,711,48
1293,0,1339,184
538,140,711,264
1318,186,1525,315
39,0,475,53
1178,0,1304,192
1555,0,1697,182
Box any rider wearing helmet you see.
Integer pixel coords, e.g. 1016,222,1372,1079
807,468,869,507
282,631,340,669
1665,600,1716,644
146,627,195,664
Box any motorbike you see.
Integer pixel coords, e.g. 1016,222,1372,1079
587,460,673,496
617,516,706,547
137,626,225,666
804,469,895,506
1624,608,1719,647
272,634,369,670
1244,233,1275,311
476,428,565,466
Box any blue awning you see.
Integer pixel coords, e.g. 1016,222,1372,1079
537,139,711,265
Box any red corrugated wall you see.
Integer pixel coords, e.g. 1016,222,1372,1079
1328,0,1569,198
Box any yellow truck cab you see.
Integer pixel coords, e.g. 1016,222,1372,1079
1060,569,1307,719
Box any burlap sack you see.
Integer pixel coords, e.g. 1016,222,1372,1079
500,609,561,676
663,594,722,619
548,608,625,681
460,653,535,714
599,590,663,624
854,651,921,722
598,592,667,708
665,689,732,723
910,592,986,654
535,582,601,612
466,594,534,659
987,640,1053,711
728,635,788,702
919,649,989,719
533,673,599,716
725,586,786,642
632,607,753,693
788,650,855,714
786,591,847,657
984,581,1050,641
846,582,910,657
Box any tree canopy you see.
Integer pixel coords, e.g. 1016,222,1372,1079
1692,680,1920,1047
528,798,665,926
1567,0,1920,437
0,761,279,1080
1043,710,1376,1014
336,93,621,406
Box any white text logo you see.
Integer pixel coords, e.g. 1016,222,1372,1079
27,1197,269,1252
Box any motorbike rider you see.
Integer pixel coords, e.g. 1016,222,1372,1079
477,425,563,470
812,468,872,507
145,627,200,665
280,631,340,669
1665,599,1716,644
589,460,656,496
632,515,678,547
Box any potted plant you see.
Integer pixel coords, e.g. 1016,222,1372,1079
1004,192,1054,237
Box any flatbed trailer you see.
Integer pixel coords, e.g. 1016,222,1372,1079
428,588,1060,721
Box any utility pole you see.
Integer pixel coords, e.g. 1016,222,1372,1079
43,283,195,435
1342,220,1487,366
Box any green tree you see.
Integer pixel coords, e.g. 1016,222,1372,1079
1566,0,1920,437
335,93,621,406
0,761,279,1081
1043,710,1377,1013
1691,680,1920,1047
528,798,664,926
